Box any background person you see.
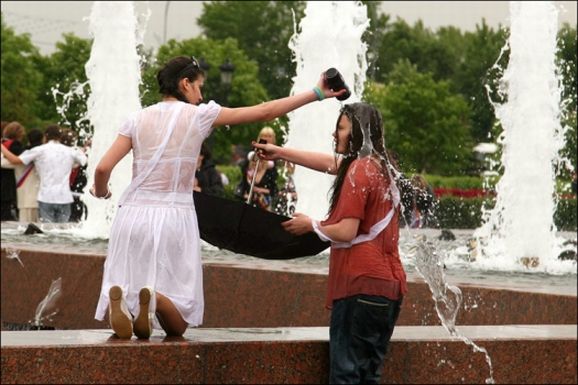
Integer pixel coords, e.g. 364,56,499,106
1,128,43,222
409,174,436,228
235,126,279,211
194,142,224,197
61,128,89,222
1,121,26,221
1,124,87,223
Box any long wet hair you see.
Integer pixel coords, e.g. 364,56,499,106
328,103,393,215
157,56,205,103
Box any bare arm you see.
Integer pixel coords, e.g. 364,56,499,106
252,143,341,175
0,144,23,165
92,135,132,198
282,213,360,243
212,74,345,127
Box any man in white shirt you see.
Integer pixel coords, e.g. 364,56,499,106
1,125,87,223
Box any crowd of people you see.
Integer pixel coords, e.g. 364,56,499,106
1,122,88,223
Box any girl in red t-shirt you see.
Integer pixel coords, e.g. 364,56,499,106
253,102,407,384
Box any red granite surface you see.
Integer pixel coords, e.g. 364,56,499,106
1,248,576,330
1,326,576,384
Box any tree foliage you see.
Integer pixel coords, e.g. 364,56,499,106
1,15,44,127
365,60,474,175
198,1,305,100
556,23,577,171
39,33,92,135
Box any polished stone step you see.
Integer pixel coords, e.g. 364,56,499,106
1,325,576,384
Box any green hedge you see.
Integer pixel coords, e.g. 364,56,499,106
435,196,577,230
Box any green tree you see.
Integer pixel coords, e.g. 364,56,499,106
365,60,474,175
455,20,508,143
556,23,577,171
37,33,92,136
371,18,463,84
198,1,305,100
143,37,269,163
1,15,44,127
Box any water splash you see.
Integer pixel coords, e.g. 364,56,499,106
409,235,495,384
286,1,369,220
32,277,62,327
475,1,574,274
78,1,143,238
5,247,24,267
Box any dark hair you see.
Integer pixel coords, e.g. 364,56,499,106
44,124,62,141
157,56,205,103
2,121,25,140
27,129,43,148
200,142,212,161
328,103,390,214
60,128,78,147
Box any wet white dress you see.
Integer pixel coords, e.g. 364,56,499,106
95,100,221,328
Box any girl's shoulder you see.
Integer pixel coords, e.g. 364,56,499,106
348,156,383,175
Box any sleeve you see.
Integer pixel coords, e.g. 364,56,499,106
18,148,38,166
321,161,370,226
197,101,222,139
118,114,136,138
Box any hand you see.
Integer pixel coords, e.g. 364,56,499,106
281,212,313,235
89,184,112,199
316,72,347,99
251,141,282,161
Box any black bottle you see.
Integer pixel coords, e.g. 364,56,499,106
325,67,351,101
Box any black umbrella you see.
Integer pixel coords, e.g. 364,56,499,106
193,191,330,260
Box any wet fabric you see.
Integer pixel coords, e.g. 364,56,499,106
329,294,402,384
194,191,330,259
95,100,221,329
321,157,408,309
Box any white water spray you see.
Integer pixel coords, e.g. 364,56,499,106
475,1,572,273
286,1,369,220
79,1,143,238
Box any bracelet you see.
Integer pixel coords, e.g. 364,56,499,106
312,86,325,101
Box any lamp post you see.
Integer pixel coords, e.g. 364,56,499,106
219,59,235,87
204,58,235,151
163,1,171,44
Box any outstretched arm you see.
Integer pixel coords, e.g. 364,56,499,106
212,74,345,127
252,142,341,175
91,135,132,198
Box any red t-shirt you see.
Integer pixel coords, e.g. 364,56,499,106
321,157,408,309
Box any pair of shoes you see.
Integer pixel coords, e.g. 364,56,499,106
108,285,133,339
133,286,154,339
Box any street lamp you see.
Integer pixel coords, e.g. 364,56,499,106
198,57,210,72
163,1,171,44
219,59,235,87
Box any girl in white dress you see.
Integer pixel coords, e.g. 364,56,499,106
91,56,344,339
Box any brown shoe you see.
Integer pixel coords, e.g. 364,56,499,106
108,286,133,339
133,287,154,339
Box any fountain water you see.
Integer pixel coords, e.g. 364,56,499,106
474,1,574,274
78,1,143,238
285,1,369,221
